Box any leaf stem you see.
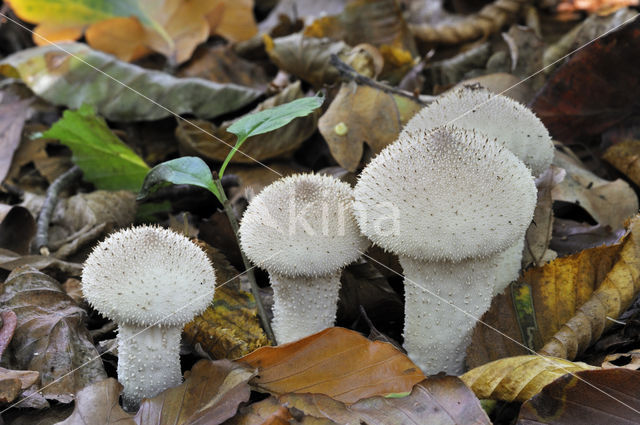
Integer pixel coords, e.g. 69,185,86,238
218,136,246,179
213,174,275,344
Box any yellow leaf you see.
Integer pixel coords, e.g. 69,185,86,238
461,355,596,402
603,139,640,187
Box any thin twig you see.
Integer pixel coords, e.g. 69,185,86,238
213,174,276,344
34,166,82,256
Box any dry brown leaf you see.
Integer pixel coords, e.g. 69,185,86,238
556,0,638,13
409,0,530,44
603,139,640,187
0,267,106,403
551,218,627,257
603,349,640,370
264,34,382,88
0,248,83,276
552,149,638,228
281,376,490,425
58,360,256,425
303,0,417,57
0,367,40,404
318,81,423,171
208,0,258,42
225,396,294,425
518,369,640,424
461,355,596,403
0,96,31,183
468,215,640,367
0,310,18,357
239,327,425,404
177,82,319,164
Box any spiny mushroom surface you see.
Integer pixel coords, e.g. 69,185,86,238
354,126,536,374
239,173,369,344
82,225,216,410
404,85,553,177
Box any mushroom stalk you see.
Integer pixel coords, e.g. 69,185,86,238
270,271,342,344
400,255,497,375
493,238,525,297
117,325,182,410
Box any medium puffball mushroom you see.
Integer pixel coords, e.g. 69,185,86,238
404,85,553,177
406,84,554,295
239,173,369,344
82,225,216,410
354,126,537,374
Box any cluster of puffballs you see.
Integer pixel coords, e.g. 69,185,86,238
80,85,553,411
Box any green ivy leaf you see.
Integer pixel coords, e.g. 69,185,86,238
138,156,219,201
41,104,149,191
219,94,324,176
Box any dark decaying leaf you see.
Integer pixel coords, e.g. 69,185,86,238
239,327,425,404
0,206,36,255
0,267,106,403
57,360,256,425
0,43,262,122
0,95,32,183
531,18,640,144
281,376,490,425
517,369,640,424
551,218,627,257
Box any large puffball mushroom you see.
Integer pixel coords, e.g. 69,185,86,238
81,225,216,411
353,126,537,374
239,173,369,344
404,85,553,177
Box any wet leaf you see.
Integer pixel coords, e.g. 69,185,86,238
57,360,256,425
42,105,150,191
138,157,219,201
552,150,638,228
281,376,490,425
603,139,640,186
318,81,423,171
0,267,106,403
176,82,320,164
467,215,640,366
238,327,425,404
461,355,596,403
531,18,640,144
518,369,640,424
0,43,262,122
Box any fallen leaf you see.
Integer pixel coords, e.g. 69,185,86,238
550,218,626,257
518,369,640,424
264,34,383,87
0,206,36,255
0,95,31,183
0,310,18,357
603,139,640,186
461,355,596,403
556,0,638,14
258,0,346,32
223,396,293,425
531,17,640,144
207,0,258,43
176,82,319,164
552,149,638,228
0,367,40,404
0,267,106,403
184,285,270,360
603,349,640,370
0,43,262,122
239,327,425,404
281,376,490,425
468,215,640,366
318,81,424,171
42,105,150,191
57,360,256,425
0,248,83,276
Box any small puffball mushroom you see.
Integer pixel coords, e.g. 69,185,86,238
404,85,553,177
353,126,537,374
405,85,554,296
82,225,216,410
239,173,369,344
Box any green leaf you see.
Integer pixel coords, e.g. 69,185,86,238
138,157,219,201
41,104,149,191
0,43,262,121
219,94,324,176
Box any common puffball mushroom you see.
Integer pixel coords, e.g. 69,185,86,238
405,85,554,296
353,126,537,374
239,173,369,344
81,225,216,410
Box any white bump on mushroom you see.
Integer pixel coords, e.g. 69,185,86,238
403,85,553,177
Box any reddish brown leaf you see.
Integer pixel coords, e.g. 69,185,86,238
238,327,425,404
0,310,17,357
518,369,640,424
531,18,640,144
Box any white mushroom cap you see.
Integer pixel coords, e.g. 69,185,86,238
82,226,216,327
239,173,369,277
353,126,537,262
404,85,553,177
